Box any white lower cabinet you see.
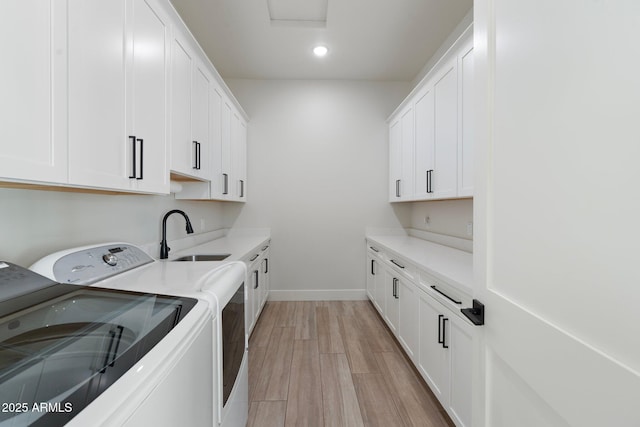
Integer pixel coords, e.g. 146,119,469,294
398,278,419,361
418,289,473,427
245,243,270,336
384,269,400,335
366,242,473,427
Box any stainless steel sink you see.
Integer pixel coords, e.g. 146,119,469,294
171,254,231,262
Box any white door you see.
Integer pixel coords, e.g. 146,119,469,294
398,279,419,361
474,1,640,426
221,101,232,198
209,86,224,198
170,35,193,177
414,86,435,199
432,60,457,199
0,0,67,184
384,270,400,334
388,118,402,200
129,0,169,194
400,106,415,200
68,0,129,190
418,290,448,404
457,39,474,198
191,64,210,178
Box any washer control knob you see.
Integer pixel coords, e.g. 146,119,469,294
102,253,118,266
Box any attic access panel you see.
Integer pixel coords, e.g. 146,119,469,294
267,0,328,27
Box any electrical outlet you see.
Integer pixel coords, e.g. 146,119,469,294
466,222,473,236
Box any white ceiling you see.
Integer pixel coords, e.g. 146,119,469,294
169,0,472,81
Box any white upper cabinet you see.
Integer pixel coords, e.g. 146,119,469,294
388,25,473,202
0,0,246,197
0,0,68,184
457,38,474,197
170,31,212,181
68,0,169,193
389,118,402,200
67,0,130,190
432,59,458,199
414,86,435,199
129,0,170,194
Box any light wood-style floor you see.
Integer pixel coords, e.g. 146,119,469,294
247,300,455,427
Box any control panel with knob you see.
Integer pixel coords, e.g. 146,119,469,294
31,243,156,285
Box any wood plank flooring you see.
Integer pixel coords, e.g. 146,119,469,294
247,301,455,427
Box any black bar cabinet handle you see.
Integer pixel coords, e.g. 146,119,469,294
249,254,259,262
430,285,462,305
261,245,269,251
198,142,201,169
264,258,269,274
193,141,200,169
254,270,259,289
240,180,244,197
129,136,136,179
437,314,444,344
390,259,405,269
137,138,144,179
442,318,449,348
392,278,398,298
371,259,375,275
369,246,379,252
427,169,434,193
395,179,401,197
223,173,229,194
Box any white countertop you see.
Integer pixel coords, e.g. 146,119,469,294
366,234,473,295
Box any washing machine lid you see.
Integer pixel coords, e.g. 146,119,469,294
0,262,197,426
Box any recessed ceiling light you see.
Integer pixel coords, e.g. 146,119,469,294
313,45,328,57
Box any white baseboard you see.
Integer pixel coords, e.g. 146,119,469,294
268,289,367,301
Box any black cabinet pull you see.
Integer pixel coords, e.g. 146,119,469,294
369,246,379,252
437,314,444,344
427,169,434,193
192,141,201,170
442,318,449,348
249,254,259,262
137,138,143,179
430,285,462,305
390,259,405,269
371,259,375,275
264,258,269,274
261,245,269,251
392,278,399,299
223,173,229,194
253,270,259,289
240,180,245,197
129,136,136,179
395,179,401,197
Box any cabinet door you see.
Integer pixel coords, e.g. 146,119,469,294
388,118,402,201
448,314,473,427
260,255,269,309
432,60,458,198
209,86,224,198
246,268,257,335
252,268,261,331
237,119,247,201
129,0,169,194
400,106,415,200
0,0,67,184
170,35,193,177
418,291,449,402
457,40,474,197
414,86,435,199
398,278,419,361
68,0,130,190
220,101,232,199
384,270,400,334
190,64,210,179
366,255,377,302
374,261,386,314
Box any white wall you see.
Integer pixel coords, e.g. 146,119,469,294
225,79,411,299
410,199,473,240
0,187,229,267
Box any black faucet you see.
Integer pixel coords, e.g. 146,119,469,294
159,210,194,259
